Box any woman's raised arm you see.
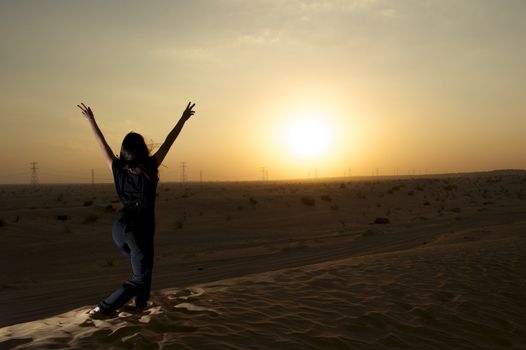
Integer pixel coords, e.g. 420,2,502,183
154,102,196,167
78,103,116,170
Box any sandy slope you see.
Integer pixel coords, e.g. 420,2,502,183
1,173,526,348
1,226,526,349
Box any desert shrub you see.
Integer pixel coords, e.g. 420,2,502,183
423,201,430,206
249,197,258,205
301,196,316,206
83,200,94,207
373,217,390,224
0,218,4,227
56,215,68,221
105,204,116,213
320,195,332,202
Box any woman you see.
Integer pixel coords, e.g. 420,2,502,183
78,101,196,317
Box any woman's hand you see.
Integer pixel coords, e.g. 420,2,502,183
181,102,196,122
77,102,95,121
77,102,116,169
154,101,196,167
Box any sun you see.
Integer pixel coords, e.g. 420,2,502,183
283,117,331,158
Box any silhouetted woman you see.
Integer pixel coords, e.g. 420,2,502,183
78,101,196,317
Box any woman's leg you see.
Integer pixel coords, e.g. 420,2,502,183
130,231,154,308
99,221,154,313
112,213,131,257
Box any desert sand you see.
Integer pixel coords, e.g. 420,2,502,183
1,171,526,349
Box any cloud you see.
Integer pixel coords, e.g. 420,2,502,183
151,46,219,63
237,28,281,46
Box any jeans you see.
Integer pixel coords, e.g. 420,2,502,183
99,210,155,312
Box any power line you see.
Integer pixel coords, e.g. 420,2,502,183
0,172,29,178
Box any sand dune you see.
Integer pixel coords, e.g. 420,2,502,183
1,173,526,348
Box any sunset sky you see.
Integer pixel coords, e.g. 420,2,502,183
1,0,525,183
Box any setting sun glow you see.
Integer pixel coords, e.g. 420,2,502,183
283,118,331,158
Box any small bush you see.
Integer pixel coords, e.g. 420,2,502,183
56,215,68,221
0,218,5,227
83,200,94,207
300,197,316,206
373,217,390,224
320,195,332,202
249,197,258,205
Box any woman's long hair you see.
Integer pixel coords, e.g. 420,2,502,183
119,132,158,182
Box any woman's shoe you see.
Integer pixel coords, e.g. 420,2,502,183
87,306,118,319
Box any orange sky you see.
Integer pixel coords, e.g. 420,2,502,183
1,1,525,183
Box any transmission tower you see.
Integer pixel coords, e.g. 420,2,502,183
180,162,187,183
148,139,162,152
30,162,39,185
261,167,269,181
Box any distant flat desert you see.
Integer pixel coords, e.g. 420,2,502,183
1,171,526,349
